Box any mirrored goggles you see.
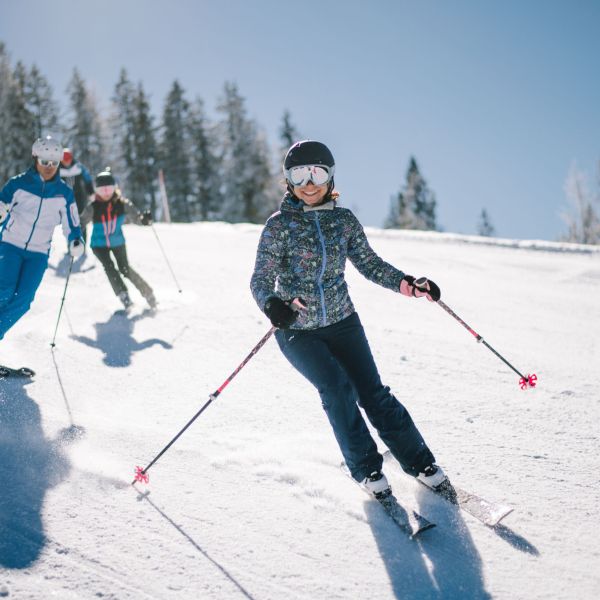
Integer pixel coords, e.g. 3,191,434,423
38,158,60,168
285,164,334,187
96,185,115,198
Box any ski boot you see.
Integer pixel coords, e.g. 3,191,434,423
361,470,391,499
416,464,448,491
416,464,458,502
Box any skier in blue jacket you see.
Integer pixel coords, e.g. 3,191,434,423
0,135,83,341
251,140,448,498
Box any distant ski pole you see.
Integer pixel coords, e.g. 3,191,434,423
132,326,276,485
436,299,537,389
150,224,182,293
50,257,74,347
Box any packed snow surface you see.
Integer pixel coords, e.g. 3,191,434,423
1,222,599,599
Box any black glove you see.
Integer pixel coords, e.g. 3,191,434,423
264,297,298,329
140,210,153,226
400,275,441,302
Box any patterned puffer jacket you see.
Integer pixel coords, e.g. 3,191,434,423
251,193,406,330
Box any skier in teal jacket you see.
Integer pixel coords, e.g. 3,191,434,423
81,168,156,310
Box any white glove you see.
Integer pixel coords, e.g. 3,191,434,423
0,203,9,224
69,238,85,258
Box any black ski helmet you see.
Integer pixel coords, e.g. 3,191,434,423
283,140,335,172
95,167,115,187
283,140,336,199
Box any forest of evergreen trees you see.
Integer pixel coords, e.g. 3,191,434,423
3,41,598,242
0,39,448,230
1,40,516,237
0,41,291,224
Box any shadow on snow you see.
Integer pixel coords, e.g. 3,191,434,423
70,310,172,367
366,474,539,599
133,487,257,600
365,493,492,600
0,379,82,569
48,252,95,278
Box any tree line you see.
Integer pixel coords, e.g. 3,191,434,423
0,40,449,231
9,40,596,242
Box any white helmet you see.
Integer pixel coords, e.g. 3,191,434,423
32,135,63,162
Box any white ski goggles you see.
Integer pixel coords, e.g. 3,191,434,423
284,164,334,187
38,158,60,168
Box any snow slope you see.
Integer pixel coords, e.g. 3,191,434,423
1,222,599,600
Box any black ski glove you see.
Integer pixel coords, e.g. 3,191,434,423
400,275,441,302
140,210,153,226
264,297,298,329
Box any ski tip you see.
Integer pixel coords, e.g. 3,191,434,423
486,506,515,527
411,520,436,538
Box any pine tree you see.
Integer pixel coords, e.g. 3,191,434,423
0,48,35,184
216,82,276,223
109,68,136,187
128,82,158,213
23,64,59,138
188,97,221,220
279,110,300,154
159,80,193,221
64,68,105,175
477,209,496,237
385,157,437,230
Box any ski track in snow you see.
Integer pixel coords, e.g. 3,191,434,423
1,222,599,599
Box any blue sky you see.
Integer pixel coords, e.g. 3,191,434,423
1,0,599,240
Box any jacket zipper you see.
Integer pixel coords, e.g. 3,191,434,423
24,179,46,251
314,212,327,326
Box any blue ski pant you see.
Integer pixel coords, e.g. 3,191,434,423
275,312,436,482
0,242,48,340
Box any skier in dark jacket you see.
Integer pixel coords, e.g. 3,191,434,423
60,148,94,246
81,168,156,310
251,140,447,498
0,136,83,342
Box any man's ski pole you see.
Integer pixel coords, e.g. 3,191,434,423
150,224,182,293
50,257,74,347
436,299,537,389
132,326,276,485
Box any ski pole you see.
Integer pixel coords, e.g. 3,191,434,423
150,224,182,293
50,257,74,347
132,326,276,485
436,299,537,389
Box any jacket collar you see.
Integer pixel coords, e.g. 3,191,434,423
303,200,335,212
27,165,61,184
281,193,336,214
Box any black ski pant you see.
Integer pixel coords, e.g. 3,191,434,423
275,312,436,482
92,244,154,301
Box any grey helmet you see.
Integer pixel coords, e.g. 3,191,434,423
32,135,63,162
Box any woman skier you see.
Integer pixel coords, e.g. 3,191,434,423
82,168,156,310
250,140,447,497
